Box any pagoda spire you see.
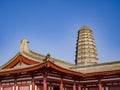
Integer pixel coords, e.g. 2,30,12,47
75,25,98,66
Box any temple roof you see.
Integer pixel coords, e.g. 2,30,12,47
1,39,74,69
0,39,120,77
70,60,120,74
0,60,83,77
0,58,120,77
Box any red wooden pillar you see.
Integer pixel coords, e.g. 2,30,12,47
49,83,52,90
32,77,35,90
0,80,1,90
43,75,47,90
104,84,106,90
83,85,86,90
50,85,52,90
104,87,106,90
14,78,17,90
98,81,102,90
78,81,81,90
60,78,63,90
73,80,76,90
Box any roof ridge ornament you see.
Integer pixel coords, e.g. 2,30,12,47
44,53,51,62
20,39,29,53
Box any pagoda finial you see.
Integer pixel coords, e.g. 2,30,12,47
83,25,87,27
79,25,90,31
20,39,29,53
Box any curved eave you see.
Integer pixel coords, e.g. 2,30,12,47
85,70,120,77
0,60,120,77
0,63,43,75
1,54,40,69
1,52,20,69
48,61,83,77
0,60,83,77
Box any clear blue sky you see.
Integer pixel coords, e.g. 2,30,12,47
0,0,120,65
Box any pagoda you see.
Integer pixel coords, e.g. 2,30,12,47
75,25,98,66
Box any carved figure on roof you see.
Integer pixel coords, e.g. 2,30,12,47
44,53,51,61
20,39,29,53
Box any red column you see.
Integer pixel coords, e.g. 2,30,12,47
14,78,17,90
73,80,76,90
84,86,86,90
78,81,81,90
60,78,63,90
49,83,52,90
43,75,47,90
50,85,52,90
104,84,106,90
104,86,106,90
98,81,102,90
0,80,1,90
32,77,35,90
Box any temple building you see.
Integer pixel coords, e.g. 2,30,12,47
0,25,120,90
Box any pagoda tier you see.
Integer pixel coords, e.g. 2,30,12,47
75,25,98,66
